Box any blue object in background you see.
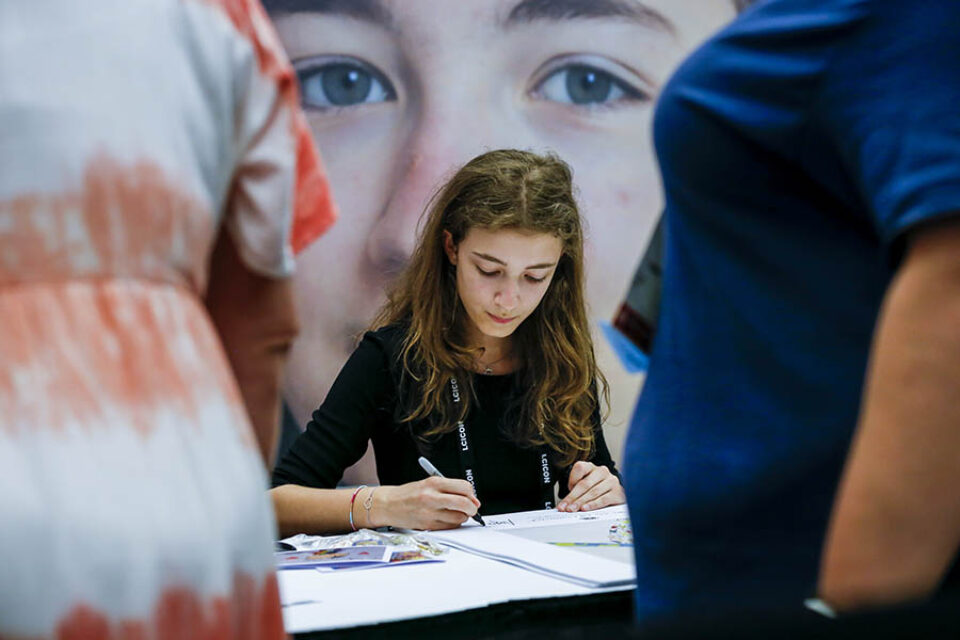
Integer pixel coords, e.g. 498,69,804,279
599,320,649,374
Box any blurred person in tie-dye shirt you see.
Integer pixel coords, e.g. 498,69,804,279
0,0,335,637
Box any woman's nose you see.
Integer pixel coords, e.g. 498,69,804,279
495,281,520,312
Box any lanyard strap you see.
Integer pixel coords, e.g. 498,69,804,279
449,377,555,510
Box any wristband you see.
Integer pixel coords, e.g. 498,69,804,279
362,487,377,528
349,485,367,532
803,598,837,619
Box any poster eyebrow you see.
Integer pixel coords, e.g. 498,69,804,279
503,0,676,34
264,0,395,30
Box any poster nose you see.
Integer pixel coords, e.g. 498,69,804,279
364,132,480,277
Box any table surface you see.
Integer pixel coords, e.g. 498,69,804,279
280,546,633,633
292,587,635,640
280,506,637,635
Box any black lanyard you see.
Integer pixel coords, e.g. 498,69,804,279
449,376,555,510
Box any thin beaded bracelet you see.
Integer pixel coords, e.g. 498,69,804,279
362,487,378,528
348,485,367,532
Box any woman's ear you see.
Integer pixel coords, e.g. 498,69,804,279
442,230,458,265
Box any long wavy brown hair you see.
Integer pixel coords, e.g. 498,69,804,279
372,149,607,468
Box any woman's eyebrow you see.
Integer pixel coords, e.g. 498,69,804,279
265,0,395,30
471,252,557,270
503,0,675,35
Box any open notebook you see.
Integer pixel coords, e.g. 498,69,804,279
416,505,636,589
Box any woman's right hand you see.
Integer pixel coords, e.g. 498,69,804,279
373,477,480,530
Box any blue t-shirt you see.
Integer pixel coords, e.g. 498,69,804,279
625,0,960,621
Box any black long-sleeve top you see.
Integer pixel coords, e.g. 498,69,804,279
272,323,619,515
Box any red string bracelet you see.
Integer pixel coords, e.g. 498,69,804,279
348,485,367,532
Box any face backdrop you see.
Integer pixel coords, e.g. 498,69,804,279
264,0,742,480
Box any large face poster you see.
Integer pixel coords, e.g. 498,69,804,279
265,0,741,479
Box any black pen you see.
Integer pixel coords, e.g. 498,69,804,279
418,456,486,526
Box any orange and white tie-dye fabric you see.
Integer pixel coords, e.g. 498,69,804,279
0,0,335,637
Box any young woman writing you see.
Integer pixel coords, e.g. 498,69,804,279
270,149,624,535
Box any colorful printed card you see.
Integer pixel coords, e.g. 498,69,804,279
276,545,391,570
316,547,445,572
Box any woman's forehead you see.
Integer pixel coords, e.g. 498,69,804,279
461,227,563,260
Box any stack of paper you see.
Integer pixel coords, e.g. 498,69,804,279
482,504,634,563
422,506,636,589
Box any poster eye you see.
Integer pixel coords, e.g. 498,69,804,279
535,63,650,107
295,57,396,109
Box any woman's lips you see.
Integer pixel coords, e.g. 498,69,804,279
487,312,516,324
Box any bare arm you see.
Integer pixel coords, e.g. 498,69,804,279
270,485,365,537
818,218,960,611
205,229,299,469
270,478,481,537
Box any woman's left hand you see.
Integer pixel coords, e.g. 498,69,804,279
557,461,625,512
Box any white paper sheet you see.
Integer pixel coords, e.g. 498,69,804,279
482,504,629,530
482,505,635,563
278,547,608,633
425,527,634,589
279,506,637,633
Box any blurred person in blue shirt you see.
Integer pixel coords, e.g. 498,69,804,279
623,0,960,623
